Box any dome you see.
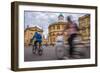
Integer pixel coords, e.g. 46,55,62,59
58,13,64,21
58,13,64,18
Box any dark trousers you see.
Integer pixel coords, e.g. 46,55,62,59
68,34,77,56
34,41,41,49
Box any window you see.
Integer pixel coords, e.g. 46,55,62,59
51,33,53,36
53,33,55,36
57,25,60,29
27,40,28,42
53,26,55,30
30,32,33,35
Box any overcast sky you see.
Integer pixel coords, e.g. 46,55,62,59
24,11,88,38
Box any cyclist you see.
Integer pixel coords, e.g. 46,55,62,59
31,32,42,52
63,16,79,58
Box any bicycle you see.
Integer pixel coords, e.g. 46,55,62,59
32,43,43,56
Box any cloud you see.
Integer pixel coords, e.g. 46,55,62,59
24,11,87,38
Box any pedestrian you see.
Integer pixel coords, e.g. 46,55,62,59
55,32,64,46
55,32,65,60
63,15,79,58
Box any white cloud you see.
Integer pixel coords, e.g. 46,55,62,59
24,11,87,37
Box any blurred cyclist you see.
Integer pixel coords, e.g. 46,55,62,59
63,15,79,57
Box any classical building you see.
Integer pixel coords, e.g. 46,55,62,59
42,36,48,45
48,14,68,45
24,26,43,46
78,14,90,42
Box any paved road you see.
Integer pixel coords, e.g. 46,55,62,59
24,45,90,62
24,46,58,61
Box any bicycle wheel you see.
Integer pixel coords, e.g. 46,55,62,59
38,48,43,56
32,46,36,54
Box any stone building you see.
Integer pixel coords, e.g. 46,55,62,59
42,36,48,45
24,26,43,46
79,14,90,42
48,14,68,45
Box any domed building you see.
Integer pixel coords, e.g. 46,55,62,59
48,14,68,45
